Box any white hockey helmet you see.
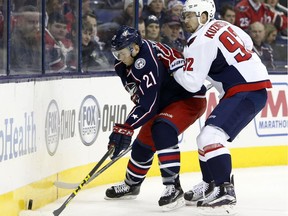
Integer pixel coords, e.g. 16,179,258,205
183,0,216,21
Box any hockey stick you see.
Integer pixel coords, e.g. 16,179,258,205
52,147,114,216
54,145,133,189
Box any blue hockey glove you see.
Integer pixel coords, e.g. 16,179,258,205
108,123,134,159
156,42,184,74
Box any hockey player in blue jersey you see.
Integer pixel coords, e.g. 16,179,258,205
157,0,272,214
104,25,207,211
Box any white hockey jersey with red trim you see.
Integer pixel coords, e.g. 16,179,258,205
173,20,272,99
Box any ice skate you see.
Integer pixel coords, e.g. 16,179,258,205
158,184,185,211
105,182,140,200
184,181,215,205
197,182,237,215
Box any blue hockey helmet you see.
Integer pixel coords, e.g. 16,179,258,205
111,25,142,52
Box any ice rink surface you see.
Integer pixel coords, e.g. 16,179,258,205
30,166,288,216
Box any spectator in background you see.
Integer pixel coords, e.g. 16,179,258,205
142,0,167,26
219,4,236,24
82,12,105,50
10,5,41,73
249,21,276,69
138,17,146,38
46,0,63,27
235,0,288,36
264,23,287,63
80,20,110,72
82,0,91,15
112,0,143,27
45,12,75,72
144,15,160,41
264,0,288,36
264,0,288,16
160,15,186,52
167,0,184,17
265,23,278,45
64,0,76,34
81,14,110,71
46,0,63,16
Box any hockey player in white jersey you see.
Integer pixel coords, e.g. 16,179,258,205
157,0,272,214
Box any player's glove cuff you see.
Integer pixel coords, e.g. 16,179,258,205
170,59,184,74
108,123,134,159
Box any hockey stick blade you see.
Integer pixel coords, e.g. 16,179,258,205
52,147,114,216
54,145,132,189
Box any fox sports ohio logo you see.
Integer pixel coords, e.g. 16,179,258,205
78,95,101,146
45,100,60,156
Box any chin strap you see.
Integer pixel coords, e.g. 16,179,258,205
129,45,136,59
195,17,214,32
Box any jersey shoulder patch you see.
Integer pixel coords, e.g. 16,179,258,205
134,58,146,70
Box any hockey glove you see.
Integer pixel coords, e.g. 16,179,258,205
108,123,134,159
156,42,184,74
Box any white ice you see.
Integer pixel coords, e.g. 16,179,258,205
26,166,288,216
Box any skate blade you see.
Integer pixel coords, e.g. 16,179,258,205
104,195,138,200
197,204,237,215
185,199,198,206
161,197,185,212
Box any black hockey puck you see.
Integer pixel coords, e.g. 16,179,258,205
28,199,33,210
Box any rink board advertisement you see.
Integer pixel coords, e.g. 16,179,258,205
0,77,132,195
0,74,287,213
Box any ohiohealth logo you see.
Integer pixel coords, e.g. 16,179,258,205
45,100,60,156
78,95,101,146
254,83,288,137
